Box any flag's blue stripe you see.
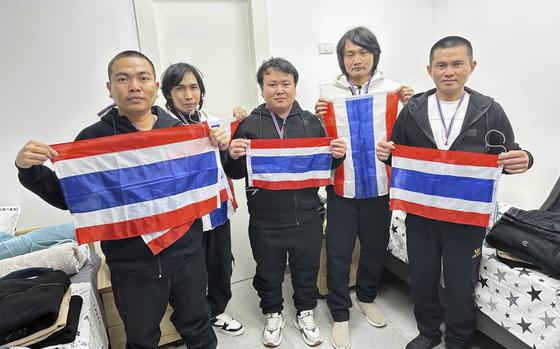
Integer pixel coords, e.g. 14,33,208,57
59,152,218,213
209,200,229,228
346,96,378,198
391,168,495,203
251,153,332,174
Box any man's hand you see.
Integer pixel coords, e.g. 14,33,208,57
15,140,59,169
315,98,330,120
233,106,248,121
229,138,249,160
498,150,529,174
210,128,229,151
395,85,414,105
330,138,347,159
376,140,395,161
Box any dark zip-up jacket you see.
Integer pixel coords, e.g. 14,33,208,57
17,106,203,277
223,101,344,229
385,87,534,168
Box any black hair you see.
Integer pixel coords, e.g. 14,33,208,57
256,57,299,89
429,36,473,64
336,26,382,78
107,50,156,81
160,63,206,113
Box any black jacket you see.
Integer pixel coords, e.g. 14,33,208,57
386,87,534,168
223,101,343,228
17,106,203,277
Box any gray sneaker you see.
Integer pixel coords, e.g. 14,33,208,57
262,312,285,347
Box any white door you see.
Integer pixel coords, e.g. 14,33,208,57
153,0,257,282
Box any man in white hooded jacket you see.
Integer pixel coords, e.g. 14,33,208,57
315,26,413,349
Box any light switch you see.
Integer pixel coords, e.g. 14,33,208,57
318,43,333,55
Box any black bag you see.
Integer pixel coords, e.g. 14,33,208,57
0,269,70,345
486,207,560,277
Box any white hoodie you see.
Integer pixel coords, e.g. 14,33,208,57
319,70,400,99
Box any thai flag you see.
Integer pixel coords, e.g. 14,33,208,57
389,145,502,227
246,137,333,190
324,92,399,198
207,116,240,142
201,171,238,231
51,123,221,254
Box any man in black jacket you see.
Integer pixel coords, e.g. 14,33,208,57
15,50,218,349
225,57,346,347
376,37,533,349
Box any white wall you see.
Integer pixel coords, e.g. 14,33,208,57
431,0,560,209
0,0,139,229
266,0,434,111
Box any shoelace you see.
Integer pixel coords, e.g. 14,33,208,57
299,311,317,330
266,314,281,330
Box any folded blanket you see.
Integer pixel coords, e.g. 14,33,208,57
0,223,75,260
0,242,87,279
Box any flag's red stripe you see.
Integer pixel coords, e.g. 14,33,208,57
393,145,499,168
52,123,210,162
390,198,490,227
250,137,332,149
324,102,338,138
226,177,238,209
333,165,345,196
75,195,218,244
146,221,194,255
385,92,399,141
229,119,240,142
252,178,331,190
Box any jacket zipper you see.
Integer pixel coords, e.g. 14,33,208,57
157,256,163,278
294,193,300,226
0,282,64,302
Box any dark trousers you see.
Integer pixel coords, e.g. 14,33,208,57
326,187,391,322
110,246,217,349
249,215,323,314
204,221,233,317
406,214,486,349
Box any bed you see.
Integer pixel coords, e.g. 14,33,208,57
385,207,560,349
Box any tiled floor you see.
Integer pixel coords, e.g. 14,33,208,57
171,271,505,349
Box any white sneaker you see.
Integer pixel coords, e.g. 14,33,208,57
353,299,387,327
263,312,285,347
293,310,323,346
330,321,351,349
211,312,245,336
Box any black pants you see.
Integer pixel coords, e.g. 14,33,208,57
326,187,391,322
249,215,322,314
406,214,486,349
110,246,217,349
204,221,233,317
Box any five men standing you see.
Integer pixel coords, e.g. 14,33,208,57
14,29,533,349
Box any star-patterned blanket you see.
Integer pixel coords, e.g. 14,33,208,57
388,207,560,349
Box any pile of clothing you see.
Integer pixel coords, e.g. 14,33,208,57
0,222,87,348
486,177,560,277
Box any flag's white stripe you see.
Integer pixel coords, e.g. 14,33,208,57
332,98,355,197
72,182,220,228
392,157,500,180
252,170,332,182
141,228,169,244
390,187,493,214
373,95,389,196
248,146,331,157
56,137,213,179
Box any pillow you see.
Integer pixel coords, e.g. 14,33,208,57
0,206,21,235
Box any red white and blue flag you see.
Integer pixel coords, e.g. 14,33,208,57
246,137,333,190
201,173,238,231
51,123,222,254
389,145,502,227
324,92,399,198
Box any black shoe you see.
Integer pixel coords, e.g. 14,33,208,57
405,335,442,349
